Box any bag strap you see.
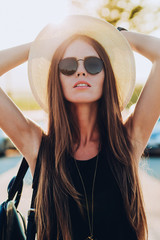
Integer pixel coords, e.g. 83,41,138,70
8,157,29,201
26,144,43,240
26,151,43,240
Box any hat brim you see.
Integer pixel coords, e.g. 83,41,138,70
28,15,136,112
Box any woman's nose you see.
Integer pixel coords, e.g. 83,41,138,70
76,72,86,77
75,61,87,77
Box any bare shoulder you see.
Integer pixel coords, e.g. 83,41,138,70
19,118,43,177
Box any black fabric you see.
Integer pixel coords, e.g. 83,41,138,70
26,136,45,240
32,135,44,194
26,210,36,240
67,146,137,240
0,201,26,240
8,159,28,201
0,157,36,240
0,158,28,240
33,143,138,240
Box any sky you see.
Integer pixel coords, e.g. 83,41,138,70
0,0,160,96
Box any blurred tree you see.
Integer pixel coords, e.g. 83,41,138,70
71,0,160,33
127,84,143,108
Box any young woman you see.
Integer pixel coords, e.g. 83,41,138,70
0,15,160,240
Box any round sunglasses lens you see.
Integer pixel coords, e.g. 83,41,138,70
59,58,77,76
85,57,103,74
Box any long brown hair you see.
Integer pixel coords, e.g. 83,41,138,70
35,35,148,240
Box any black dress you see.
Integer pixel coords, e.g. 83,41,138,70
33,143,138,240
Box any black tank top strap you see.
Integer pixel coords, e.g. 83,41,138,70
32,135,44,191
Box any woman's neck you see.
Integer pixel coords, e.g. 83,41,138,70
70,102,100,147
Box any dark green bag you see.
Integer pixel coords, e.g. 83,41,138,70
0,158,36,240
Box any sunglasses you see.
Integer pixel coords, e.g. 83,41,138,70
58,56,104,76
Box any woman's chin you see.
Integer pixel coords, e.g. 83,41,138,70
66,99,100,104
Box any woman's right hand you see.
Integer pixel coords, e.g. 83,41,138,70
0,43,31,76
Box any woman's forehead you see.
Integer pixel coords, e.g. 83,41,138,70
62,39,99,58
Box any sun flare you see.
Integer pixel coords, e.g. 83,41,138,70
47,0,71,24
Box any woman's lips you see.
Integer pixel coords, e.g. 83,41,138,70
73,81,91,88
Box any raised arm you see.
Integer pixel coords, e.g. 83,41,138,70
121,30,160,159
0,43,31,76
0,44,42,175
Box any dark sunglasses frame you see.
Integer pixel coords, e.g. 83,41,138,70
58,56,104,76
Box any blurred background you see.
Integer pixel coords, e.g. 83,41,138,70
0,0,160,239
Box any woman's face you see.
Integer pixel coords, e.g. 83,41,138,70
59,39,105,103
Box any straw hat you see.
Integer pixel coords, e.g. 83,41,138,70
28,15,136,112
